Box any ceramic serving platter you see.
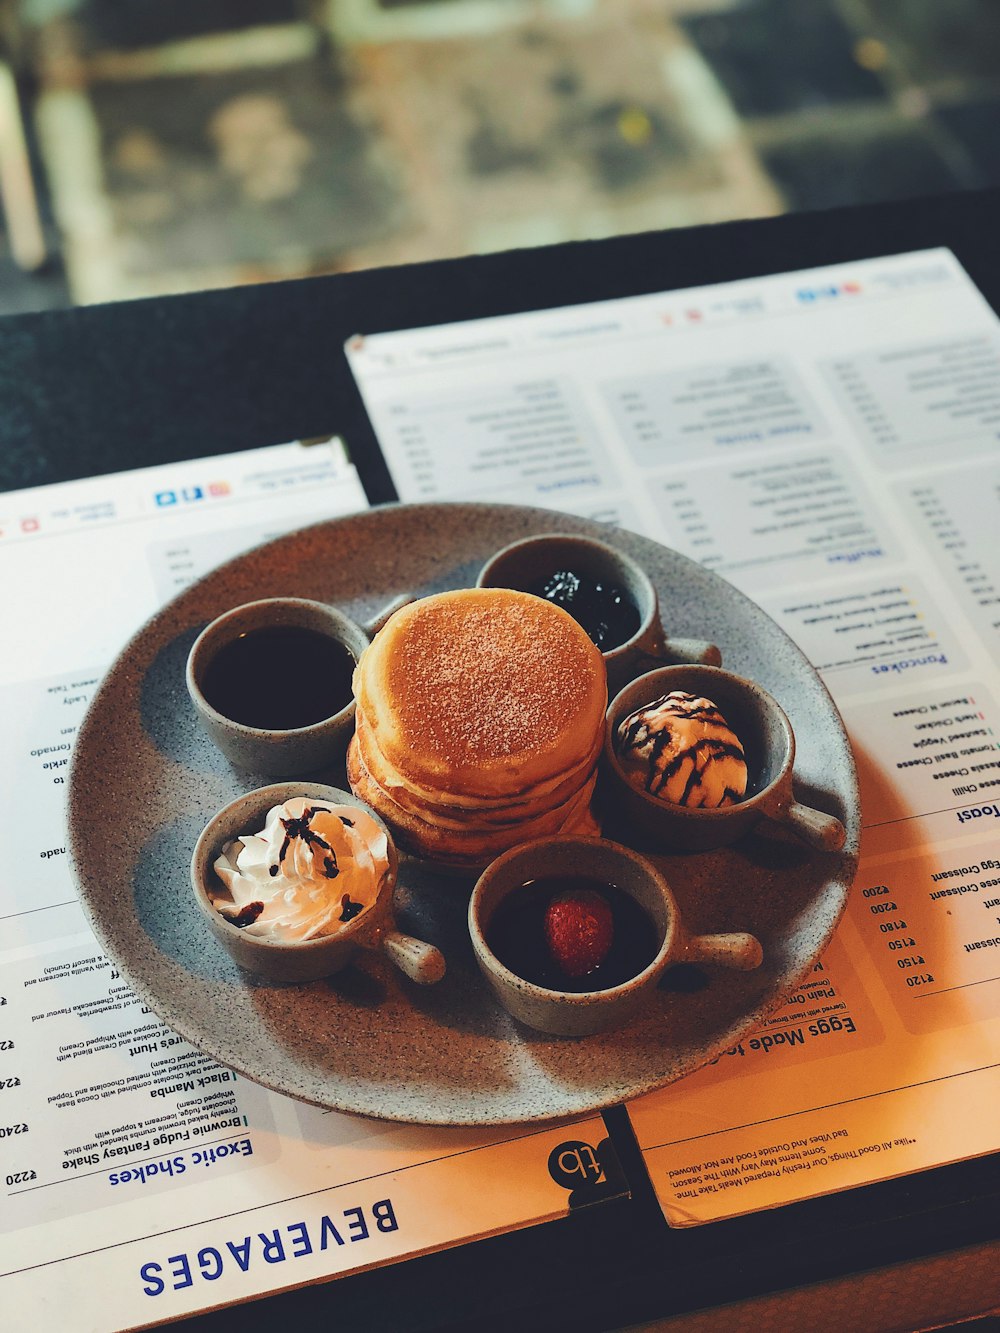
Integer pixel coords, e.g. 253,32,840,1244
68,502,859,1125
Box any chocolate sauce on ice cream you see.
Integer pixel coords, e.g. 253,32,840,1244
616,691,748,808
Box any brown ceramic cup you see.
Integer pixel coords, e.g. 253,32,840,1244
468,835,761,1037
476,533,721,694
190,782,445,985
186,595,409,778
603,665,847,854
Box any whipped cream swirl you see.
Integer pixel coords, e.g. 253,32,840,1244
212,797,390,942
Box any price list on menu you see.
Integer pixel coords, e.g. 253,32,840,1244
854,851,1000,1032
900,470,1000,646
824,334,1000,467
825,356,901,449
379,377,608,502
605,356,824,462
348,246,1000,1225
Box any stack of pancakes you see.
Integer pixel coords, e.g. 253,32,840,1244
346,587,607,871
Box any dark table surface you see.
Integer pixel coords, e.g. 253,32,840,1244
2,188,999,1331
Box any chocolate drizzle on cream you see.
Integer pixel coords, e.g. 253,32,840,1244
220,900,265,928
270,806,340,879
212,798,389,944
617,692,747,807
338,894,364,922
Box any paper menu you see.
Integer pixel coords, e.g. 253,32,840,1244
0,441,622,1331
346,247,1000,1224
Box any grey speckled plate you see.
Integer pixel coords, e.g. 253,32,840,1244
68,502,859,1125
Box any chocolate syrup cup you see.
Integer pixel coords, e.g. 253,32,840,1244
476,533,720,694
186,594,409,778
604,665,848,854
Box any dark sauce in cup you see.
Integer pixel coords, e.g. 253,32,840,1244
201,626,356,730
528,570,640,650
486,876,661,994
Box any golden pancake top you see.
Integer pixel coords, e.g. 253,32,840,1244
353,588,607,796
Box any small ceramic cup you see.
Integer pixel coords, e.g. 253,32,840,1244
476,533,721,694
603,664,847,854
468,836,761,1037
190,781,446,985
186,595,407,778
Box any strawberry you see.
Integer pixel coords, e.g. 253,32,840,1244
543,887,614,979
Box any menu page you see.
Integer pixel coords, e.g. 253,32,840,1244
347,248,1000,1224
0,441,621,1330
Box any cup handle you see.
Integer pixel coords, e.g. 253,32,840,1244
643,636,723,669
683,931,763,972
663,636,723,668
362,594,415,639
771,801,847,853
380,930,447,985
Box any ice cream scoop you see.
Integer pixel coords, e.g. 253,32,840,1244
615,691,748,809
212,796,388,942
603,666,848,853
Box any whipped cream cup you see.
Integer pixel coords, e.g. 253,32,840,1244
603,665,848,854
476,533,721,695
213,796,386,942
191,782,445,984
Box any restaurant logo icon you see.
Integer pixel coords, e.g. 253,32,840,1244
547,1136,627,1209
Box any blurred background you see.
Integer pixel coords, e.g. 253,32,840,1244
0,0,998,316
